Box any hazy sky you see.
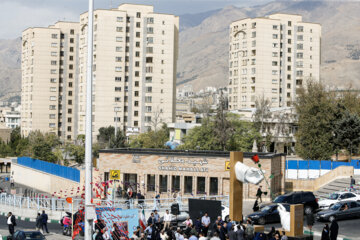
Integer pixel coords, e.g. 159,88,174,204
0,0,272,39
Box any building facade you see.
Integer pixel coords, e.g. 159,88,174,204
98,149,286,200
78,4,179,138
228,14,321,110
21,22,79,140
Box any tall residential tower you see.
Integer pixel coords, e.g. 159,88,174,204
228,14,321,110
21,22,79,140
78,4,179,137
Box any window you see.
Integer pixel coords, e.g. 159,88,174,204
272,70,278,75
297,26,304,32
50,78,57,83
297,44,303,50
117,16,123,22
68,100,72,105
115,57,122,62
70,38,74,44
272,34,278,39
136,22,141,28
147,27,154,34
116,27,123,32
251,22,256,28
172,176,180,192
136,42,140,47
134,91,139,97
115,97,121,102
134,121,138,126
147,17,154,24
134,101,139,107
272,61,278,66
252,32,256,38
50,87,56,92
69,73,73,78
115,87,121,92
272,79,277,84
273,25,278,30
147,174,155,191
145,96,152,103
49,114,56,119
197,177,206,194
116,47,122,52
297,35,303,41
49,123,56,128
51,43,57,47
145,116,151,122
297,53,303,59
115,67,122,72
184,176,193,194
296,70,303,77
136,12,141,18
252,40,256,47
50,96,57,101
288,30,292,35
272,52,278,57
210,177,218,195
272,43,278,48
115,77,121,82
68,109,72,114
146,67,153,73
272,88,277,93
147,37,153,44
159,175,168,193
70,29,74,35
69,47,74,52
51,69,56,74
146,87,152,93
51,34,58,39
51,52,57,56
146,106,152,112
69,56,73,61
49,105,56,110
288,39,291,44
116,37,123,42
146,47,153,53
146,57,153,63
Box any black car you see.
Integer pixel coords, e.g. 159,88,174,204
13,231,46,240
273,191,319,214
316,200,360,222
247,204,290,225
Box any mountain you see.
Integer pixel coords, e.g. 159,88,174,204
0,38,21,101
177,0,360,91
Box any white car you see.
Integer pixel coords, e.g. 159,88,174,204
221,205,229,221
318,192,360,209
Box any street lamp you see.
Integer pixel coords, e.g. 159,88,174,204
84,0,94,239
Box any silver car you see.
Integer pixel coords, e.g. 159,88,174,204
316,200,360,222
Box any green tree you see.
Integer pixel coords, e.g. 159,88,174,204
294,81,337,160
110,131,127,148
69,144,85,164
334,111,360,161
129,124,169,149
97,126,115,145
0,139,12,157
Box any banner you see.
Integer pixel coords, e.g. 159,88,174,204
96,208,139,239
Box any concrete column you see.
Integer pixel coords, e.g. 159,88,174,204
180,175,184,196
192,175,196,196
206,176,210,196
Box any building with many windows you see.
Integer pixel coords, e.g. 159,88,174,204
228,14,321,110
77,4,179,138
21,22,79,140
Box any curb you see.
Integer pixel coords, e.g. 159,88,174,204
0,211,59,224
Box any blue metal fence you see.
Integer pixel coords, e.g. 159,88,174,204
17,157,80,182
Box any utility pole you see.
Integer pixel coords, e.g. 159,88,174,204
85,0,94,239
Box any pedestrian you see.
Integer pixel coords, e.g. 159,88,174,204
201,213,210,236
35,213,42,231
321,224,330,240
148,212,155,226
256,186,263,203
41,210,49,234
228,225,237,240
281,231,288,240
267,226,275,239
194,217,202,234
252,200,259,212
163,210,172,230
210,232,220,240
236,224,245,240
7,212,16,236
350,176,355,191
198,232,207,240
244,220,254,240
305,213,315,235
183,216,193,229
154,210,160,225
329,219,339,240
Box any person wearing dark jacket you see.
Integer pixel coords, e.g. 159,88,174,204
321,224,330,240
236,225,245,240
306,213,315,234
252,200,259,212
330,220,339,240
35,213,42,231
41,210,49,233
194,217,202,234
256,186,263,203
228,226,237,240
7,212,16,236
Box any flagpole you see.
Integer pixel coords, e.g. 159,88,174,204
85,0,94,239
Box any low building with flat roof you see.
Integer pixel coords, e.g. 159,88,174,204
98,148,286,200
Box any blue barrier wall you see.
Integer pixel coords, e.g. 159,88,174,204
17,157,80,182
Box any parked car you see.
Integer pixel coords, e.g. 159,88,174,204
247,204,290,225
318,192,360,209
272,191,319,214
316,200,360,222
13,231,46,240
221,205,229,221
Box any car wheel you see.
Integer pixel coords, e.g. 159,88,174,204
258,217,266,225
225,215,230,222
329,216,336,222
304,206,313,215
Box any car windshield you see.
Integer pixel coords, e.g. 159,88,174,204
25,232,44,239
273,195,288,203
330,202,342,210
261,206,273,212
328,193,339,200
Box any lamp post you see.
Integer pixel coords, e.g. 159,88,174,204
84,0,94,239
114,106,121,137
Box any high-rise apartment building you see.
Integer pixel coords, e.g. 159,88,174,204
78,4,179,137
228,14,321,110
21,22,79,140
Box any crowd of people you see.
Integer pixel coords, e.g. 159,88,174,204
127,210,290,240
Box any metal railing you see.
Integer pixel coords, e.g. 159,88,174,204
0,193,229,213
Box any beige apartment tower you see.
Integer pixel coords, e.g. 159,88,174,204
78,4,179,138
228,14,321,110
21,22,79,140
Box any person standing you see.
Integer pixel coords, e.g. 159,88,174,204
163,210,172,230
350,176,356,191
35,213,42,231
201,213,210,236
7,212,16,236
41,210,49,234
256,186,263,203
244,220,254,240
329,219,339,240
305,213,315,235
321,224,330,240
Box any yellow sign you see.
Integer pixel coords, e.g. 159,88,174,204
110,170,120,180
225,161,230,171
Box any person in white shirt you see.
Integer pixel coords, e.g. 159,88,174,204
163,210,172,230
7,212,16,236
160,230,169,240
183,217,193,229
201,213,210,236
199,232,207,240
